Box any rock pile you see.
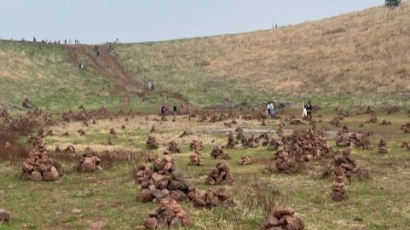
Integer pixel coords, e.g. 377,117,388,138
330,118,342,127
261,207,304,230
134,152,194,202
0,208,10,224
109,128,117,137
22,140,61,181
143,197,192,229
77,129,86,136
379,120,392,126
190,187,232,208
189,140,203,151
76,153,102,172
289,119,304,125
236,128,245,142
336,132,371,150
168,141,181,153
242,135,260,148
146,136,159,149
331,170,348,202
274,129,333,173
267,138,282,151
329,148,361,180
22,98,34,109
226,132,236,149
210,146,230,159
378,139,388,154
401,123,410,134
401,141,409,151
205,162,233,185
188,151,202,166
366,114,378,123
238,155,252,165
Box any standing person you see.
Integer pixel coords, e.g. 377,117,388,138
173,105,178,121
266,102,271,116
161,104,166,119
302,103,307,118
271,101,276,116
306,101,313,119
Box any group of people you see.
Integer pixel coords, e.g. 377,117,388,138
266,101,276,116
161,104,179,121
302,101,313,119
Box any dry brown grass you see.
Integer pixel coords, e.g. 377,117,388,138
117,2,410,101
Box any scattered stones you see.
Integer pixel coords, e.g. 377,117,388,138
109,128,117,137
261,207,304,230
167,141,181,153
0,208,10,224
134,152,194,202
205,162,233,185
226,132,236,149
210,146,230,160
238,155,252,165
64,145,76,154
366,114,378,124
121,125,126,130
336,132,371,150
401,123,410,134
77,153,102,172
289,119,304,125
330,118,342,127
62,131,69,137
188,151,202,166
190,187,232,208
77,129,86,136
143,197,192,229
22,98,33,109
146,136,159,149
379,120,392,126
22,140,61,181
189,140,203,151
378,139,388,154
267,138,282,151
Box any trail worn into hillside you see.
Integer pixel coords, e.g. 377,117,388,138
65,45,194,112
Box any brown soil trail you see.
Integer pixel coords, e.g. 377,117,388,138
64,45,194,111
65,45,136,105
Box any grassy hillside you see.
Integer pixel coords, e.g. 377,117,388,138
1,3,410,112
116,2,410,108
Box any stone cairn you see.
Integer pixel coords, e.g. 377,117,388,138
401,122,410,134
274,129,333,173
0,208,10,224
401,141,410,151
226,132,236,149
146,136,159,149
336,132,371,150
379,120,392,126
143,197,192,229
328,148,361,180
330,167,348,202
189,187,231,208
378,139,388,154
76,152,102,172
134,152,195,202
189,140,203,151
238,155,252,165
205,162,233,185
210,146,230,159
167,141,181,154
188,151,202,166
261,207,304,230
22,139,61,181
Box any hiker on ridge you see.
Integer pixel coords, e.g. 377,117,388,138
306,101,313,119
173,105,179,121
161,104,166,119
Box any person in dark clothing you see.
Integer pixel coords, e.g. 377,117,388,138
161,105,166,119
306,101,313,119
173,105,178,121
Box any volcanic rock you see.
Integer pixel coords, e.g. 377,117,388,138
205,162,233,185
